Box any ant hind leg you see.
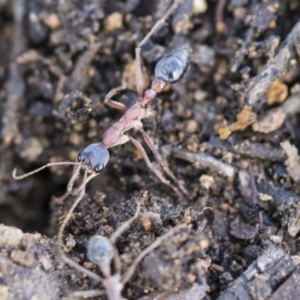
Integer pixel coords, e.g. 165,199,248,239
135,0,182,97
104,82,127,111
130,137,183,199
110,200,141,244
140,129,189,197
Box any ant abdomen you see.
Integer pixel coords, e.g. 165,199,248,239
154,47,191,85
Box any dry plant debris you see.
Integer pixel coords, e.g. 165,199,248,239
266,78,288,105
281,140,300,183
252,107,286,134
217,106,257,140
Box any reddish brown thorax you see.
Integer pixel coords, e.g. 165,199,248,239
141,79,166,107
102,104,147,148
102,78,168,148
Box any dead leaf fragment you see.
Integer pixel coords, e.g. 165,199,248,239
199,175,214,190
280,140,300,182
11,250,35,267
252,107,286,133
218,106,256,139
266,78,288,105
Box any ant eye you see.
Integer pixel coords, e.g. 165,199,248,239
77,152,84,162
94,163,104,173
87,236,114,265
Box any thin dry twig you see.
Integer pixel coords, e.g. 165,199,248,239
231,0,279,73
245,20,300,107
172,148,236,180
1,0,26,145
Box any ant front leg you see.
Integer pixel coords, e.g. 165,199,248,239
58,170,88,245
53,163,82,204
74,172,99,195
104,82,127,111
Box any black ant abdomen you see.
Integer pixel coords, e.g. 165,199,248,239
154,47,191,85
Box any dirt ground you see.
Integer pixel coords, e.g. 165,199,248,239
1,0,300,299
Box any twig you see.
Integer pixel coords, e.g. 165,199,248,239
172,148,236,180
1,0,26,145
231,0,279,73
171,0,193,34
68,41,102,91
217,242,297,300
231,28,255,73
215,0,227,34
245,20,300,107
231,141,286,162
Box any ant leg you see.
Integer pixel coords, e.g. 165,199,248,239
67,164,81,192
135,47,144,97
122,223,187,284
135,0,181,96
58,170,88,246
61,251,102,282
140,129,189,196
110,201,140,275
60,251,104,298
74,172,98,194
72,290,104,298
130,137,183,198
104,82,127,111
53,164,82,204
110,200,141,243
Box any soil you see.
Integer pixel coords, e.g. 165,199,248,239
1,0,300,299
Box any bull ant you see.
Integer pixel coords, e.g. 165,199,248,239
13,0,190,243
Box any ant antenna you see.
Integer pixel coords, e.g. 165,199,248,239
12,162,82,180
58,169,88,246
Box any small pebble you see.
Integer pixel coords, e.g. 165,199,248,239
0,225,24,247
185,120,198,133
192,0,208,14
44,13,61,29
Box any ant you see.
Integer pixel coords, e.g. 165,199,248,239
13,0,190,241
60,200,189,300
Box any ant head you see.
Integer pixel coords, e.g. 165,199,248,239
154,47,191,85
87,235,114,265
77,143,109,174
